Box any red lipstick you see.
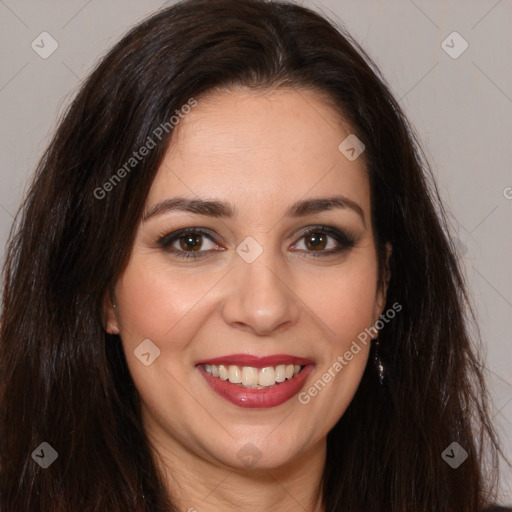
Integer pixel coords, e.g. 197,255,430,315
196,354,314,408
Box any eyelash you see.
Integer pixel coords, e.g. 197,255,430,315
157,226,356,260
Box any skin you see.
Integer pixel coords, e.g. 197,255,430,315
104,87,388,512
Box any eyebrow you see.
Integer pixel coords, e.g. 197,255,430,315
143,195,366,226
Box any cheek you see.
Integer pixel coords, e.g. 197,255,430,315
115,255,224,345
293,252,378,423
113,257,219,425
301,253,380,345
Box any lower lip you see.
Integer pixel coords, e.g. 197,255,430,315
198,365,314,408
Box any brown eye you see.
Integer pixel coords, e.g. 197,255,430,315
157,228,223,260
304,232,328,251
179,233,203,251
290,226,356,256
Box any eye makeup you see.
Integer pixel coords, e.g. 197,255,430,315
156,225,357,260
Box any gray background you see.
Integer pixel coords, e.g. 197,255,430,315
0,0,510,503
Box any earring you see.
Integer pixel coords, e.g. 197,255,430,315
373,339,385,386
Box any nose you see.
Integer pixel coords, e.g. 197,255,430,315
221,248,301,336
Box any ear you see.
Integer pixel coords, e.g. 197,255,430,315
373,242,392,321
102,290,120,335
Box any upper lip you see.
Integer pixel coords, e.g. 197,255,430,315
195,354,313,368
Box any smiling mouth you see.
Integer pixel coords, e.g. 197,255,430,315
203,363,304,389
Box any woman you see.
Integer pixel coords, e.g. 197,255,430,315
0,0,508,510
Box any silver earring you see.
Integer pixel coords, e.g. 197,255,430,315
373,339,385,385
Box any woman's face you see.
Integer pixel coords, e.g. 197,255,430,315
106,87,387,471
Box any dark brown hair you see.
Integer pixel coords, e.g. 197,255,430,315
0,0,505,510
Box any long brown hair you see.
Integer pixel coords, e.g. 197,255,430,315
0,0,504,510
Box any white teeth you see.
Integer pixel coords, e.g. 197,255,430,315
228,365,242,383
219,364,229,380
275,364,286,382
258,366,276,386
204,363,305,388
242,366,259,386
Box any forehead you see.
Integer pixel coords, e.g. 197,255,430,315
147,87,370,215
